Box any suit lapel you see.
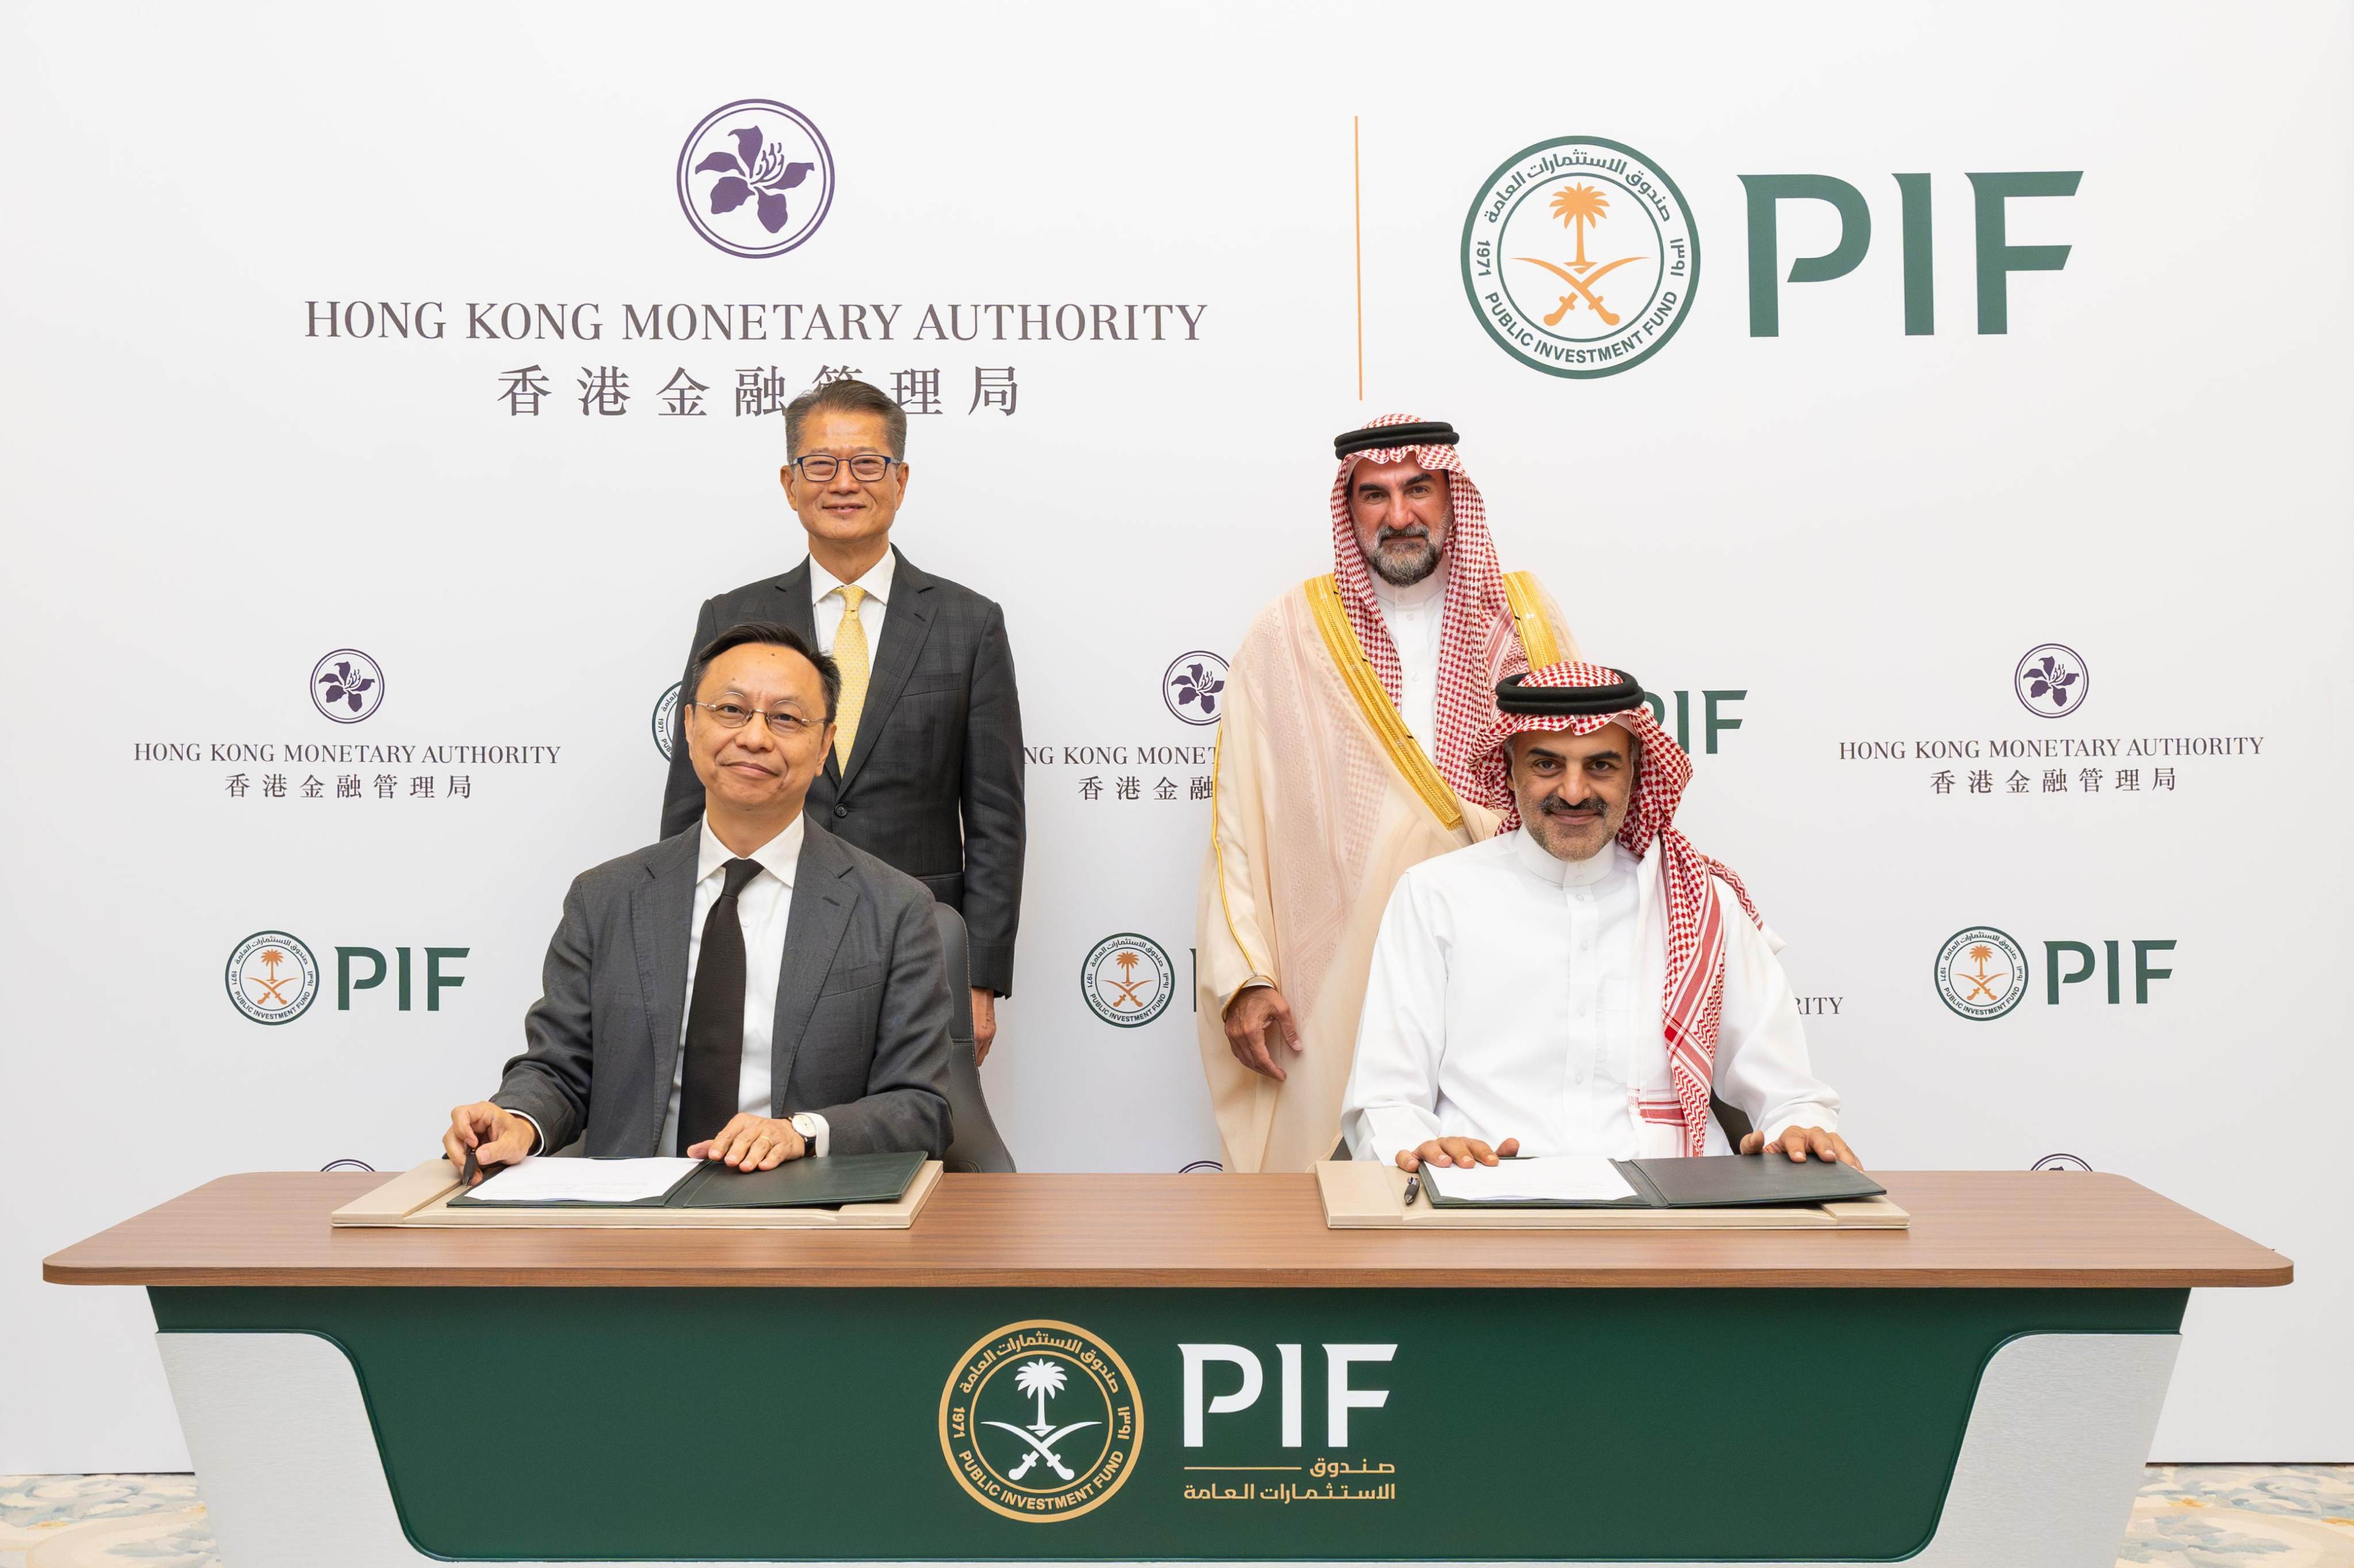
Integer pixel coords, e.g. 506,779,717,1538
839,548,936,793
770,820,855,1110
631,831,701,1135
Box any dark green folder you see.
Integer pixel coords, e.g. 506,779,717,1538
448,1152,926,1210
1419,1153,1884,1210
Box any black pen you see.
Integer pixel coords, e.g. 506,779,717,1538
459,1148,481,1189
1402,1173,1421,1207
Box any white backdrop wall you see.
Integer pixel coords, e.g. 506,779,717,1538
2,1,2348,1469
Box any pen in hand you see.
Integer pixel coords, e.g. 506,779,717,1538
459,1147,481,1189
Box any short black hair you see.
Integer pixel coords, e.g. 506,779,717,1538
784,376,908,461
688,621,840,725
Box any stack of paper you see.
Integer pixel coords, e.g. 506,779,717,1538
460,1156,700,1204
1423,1156,1637,1204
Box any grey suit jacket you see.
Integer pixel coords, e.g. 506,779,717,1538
659,549,1026,995
492,818,954,1158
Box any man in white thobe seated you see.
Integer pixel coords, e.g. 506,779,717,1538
1341,662,1858,1175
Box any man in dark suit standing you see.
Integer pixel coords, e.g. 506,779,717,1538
446,623,953,1177
661,378,1024,1060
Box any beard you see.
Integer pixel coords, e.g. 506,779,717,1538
1366,526,1442,586
1528,794,1616,859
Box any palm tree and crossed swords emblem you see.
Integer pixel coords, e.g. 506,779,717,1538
983,1359,1101,1482
245,948,297,1010
1518,183,1639,328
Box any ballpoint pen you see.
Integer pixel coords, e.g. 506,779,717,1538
1402,1174,1421,1207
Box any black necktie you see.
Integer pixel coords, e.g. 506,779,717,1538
677,857,766,1155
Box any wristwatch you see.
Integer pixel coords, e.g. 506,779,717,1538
789,1112,823,1154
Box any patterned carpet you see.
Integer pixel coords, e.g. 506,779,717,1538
1,1466,2348,1565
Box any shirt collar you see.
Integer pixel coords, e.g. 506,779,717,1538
697,812,804,888
809,548,895,607
1370,559,1447,612
1510,825,1630,888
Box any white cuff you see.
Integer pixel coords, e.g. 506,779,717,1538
1759,1108,1839,1146
505,1108,545,1157
791,1112,830,1158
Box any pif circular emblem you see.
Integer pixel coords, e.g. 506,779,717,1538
1461,134,1699,378
1081,935,1174,1028
225,930,320,1025
1934,925,2029,1021
940,1320,1142,1523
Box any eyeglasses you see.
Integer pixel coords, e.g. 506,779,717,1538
691,702,821,737
790,454,899,483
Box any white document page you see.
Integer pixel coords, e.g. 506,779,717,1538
459,1156,701,1204
1423,1156,1638,1204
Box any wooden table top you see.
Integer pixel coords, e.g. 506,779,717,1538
41,1170,2291,1289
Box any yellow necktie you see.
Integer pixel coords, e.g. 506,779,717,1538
831,585,870,770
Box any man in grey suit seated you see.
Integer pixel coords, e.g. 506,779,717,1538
442,622,953,1181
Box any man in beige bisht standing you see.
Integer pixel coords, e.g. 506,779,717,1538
1195,413,1576,1172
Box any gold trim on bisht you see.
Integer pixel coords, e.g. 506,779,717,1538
1303,574,1465,833
1502,571,1560,668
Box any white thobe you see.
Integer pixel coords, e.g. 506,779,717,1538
1342,829,1839,1164
1372,564,1446,755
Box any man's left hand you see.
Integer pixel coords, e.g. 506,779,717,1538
972,988,998,1064
689,1114,807,1170
1740,1125,1861,1167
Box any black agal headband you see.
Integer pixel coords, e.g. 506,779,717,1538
1334,420,1459,460
1496,669,1645,716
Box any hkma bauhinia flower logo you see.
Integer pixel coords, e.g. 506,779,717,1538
309,648,385,724
1162,651,1230,727
676,100,835,259
2013,643,2088,718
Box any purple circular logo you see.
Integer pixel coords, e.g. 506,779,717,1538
1162,651,1228,727
310,648,385,724
2013,643,2087,718
677,99,835,259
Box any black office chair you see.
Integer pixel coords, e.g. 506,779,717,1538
931,904,1016,1173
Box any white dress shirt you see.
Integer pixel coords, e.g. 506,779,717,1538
1342,829,1839,1165
509,815,828,1157
811,548,893,658
1372,563,1446,756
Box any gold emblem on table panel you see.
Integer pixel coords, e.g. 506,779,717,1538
940,1319,1142,1522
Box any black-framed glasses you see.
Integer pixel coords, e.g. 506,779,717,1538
791,453,898,483
691,702,820,737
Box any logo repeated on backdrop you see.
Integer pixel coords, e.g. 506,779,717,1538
1461,136,1699,379
225,931,320,1025
222,933,469,1023
1934,926,2176,1019
309,649,385,724
1162,652,1228,727
1835,642,2263,800
940,1320,1142,1522
1933,925,2030,1021
1082,934,1175,1028
2013,643,2088,718
676,100,836,259
652,682,682,761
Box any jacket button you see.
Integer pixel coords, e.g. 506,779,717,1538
833,805,850,818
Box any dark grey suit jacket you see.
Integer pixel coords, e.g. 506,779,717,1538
659,549,1026,994
492,818,953,1158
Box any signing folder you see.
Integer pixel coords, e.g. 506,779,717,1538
1418,1153,1885,1209
448,1151,927,1210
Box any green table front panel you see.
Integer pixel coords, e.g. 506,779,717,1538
152,1285,2184,1562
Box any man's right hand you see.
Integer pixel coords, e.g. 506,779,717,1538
1222,985,1301,1081
1396,1136,1520,1172
443,1102,535,1184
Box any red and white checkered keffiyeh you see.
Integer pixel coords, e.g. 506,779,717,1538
1477,662,1764,1156
1329,412,1518,804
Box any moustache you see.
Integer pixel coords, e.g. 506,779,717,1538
1376,525,1431,545
1539,797,1605,819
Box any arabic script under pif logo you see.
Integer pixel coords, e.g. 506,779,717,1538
940,1320,1142,1522
1461,135,1699,378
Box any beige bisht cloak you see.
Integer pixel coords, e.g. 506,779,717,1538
1195,417,1573,1173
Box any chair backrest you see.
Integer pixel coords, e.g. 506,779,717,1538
931,904,1015,1173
